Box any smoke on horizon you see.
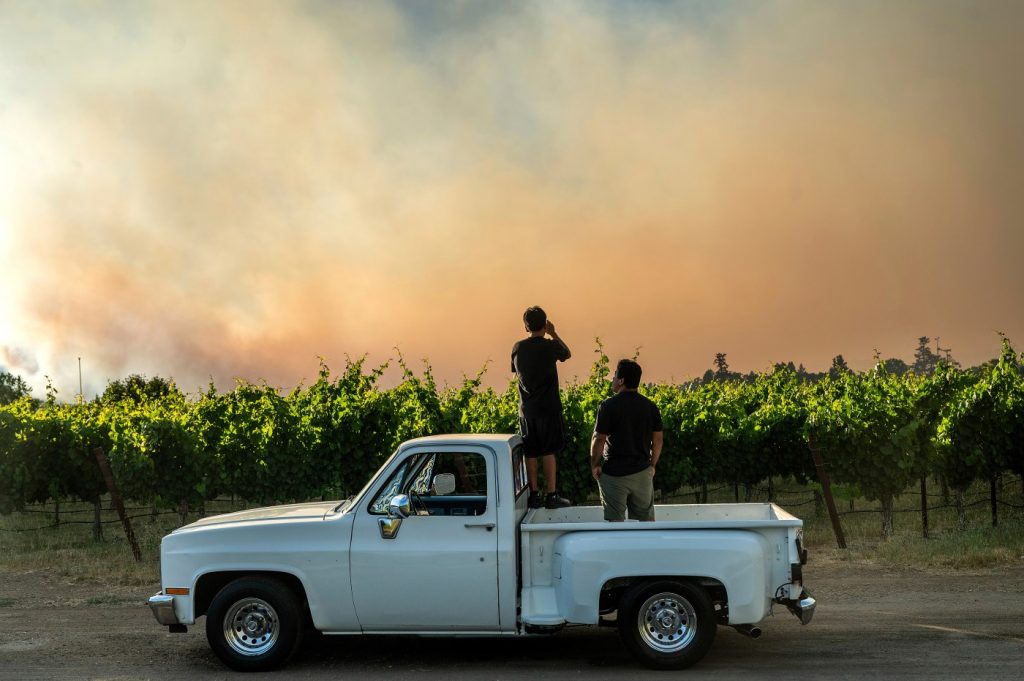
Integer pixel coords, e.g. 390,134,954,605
1,0,1022,397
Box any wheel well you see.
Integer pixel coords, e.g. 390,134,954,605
600,576,729,624
194,571,312,626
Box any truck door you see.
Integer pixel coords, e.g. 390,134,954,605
349,446,500,631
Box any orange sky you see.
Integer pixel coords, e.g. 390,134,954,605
2,1,1022,397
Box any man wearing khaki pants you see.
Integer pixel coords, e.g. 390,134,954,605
590,359,663,521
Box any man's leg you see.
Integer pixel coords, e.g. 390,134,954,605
541,454,557,493
597,473,628,521
521,416,544,509
526,456,540,492
624,469,656,521
541,454,571,508
525,456,544,508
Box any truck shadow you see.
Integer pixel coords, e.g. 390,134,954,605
294,627,635,671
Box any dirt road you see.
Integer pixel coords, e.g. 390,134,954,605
1,562,1022,680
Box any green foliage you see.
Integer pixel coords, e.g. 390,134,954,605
936,337,1024,488
560,345,614,501
0,370,32,405
101,374,180,405
107,388,203,511
805,365,924,503
0,398,107,513
1,338,1022,529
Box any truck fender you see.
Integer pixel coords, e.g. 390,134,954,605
551,530,770,625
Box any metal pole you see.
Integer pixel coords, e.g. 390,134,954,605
78,357,83,402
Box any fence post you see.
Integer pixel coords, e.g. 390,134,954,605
807,436,846,549
93,496,103,541
990,475,998,528
920,476,929,539
93,447,142,562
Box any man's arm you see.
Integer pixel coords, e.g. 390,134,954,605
590,432,608,480
545,321,571,360
650,431,663,474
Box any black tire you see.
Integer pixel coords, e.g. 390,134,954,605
205,576,304,672
618,580,716,670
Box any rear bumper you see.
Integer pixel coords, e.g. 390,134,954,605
776,588,816,625
148,593,180,626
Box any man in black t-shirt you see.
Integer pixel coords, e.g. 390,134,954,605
511,306,572,509
590,359,663,521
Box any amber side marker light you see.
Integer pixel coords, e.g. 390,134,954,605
165,588,190,596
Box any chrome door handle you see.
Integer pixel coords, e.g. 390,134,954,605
464,522,495,531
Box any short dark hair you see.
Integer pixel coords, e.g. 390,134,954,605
615,359,642,389
523,306,547,332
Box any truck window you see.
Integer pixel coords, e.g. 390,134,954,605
369,458,415,514
369,452,489,516
511,444,528,499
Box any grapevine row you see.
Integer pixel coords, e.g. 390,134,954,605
1,341,1021,538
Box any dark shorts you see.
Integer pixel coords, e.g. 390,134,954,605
519,413,566,458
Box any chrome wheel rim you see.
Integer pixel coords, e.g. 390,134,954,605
223,597,280,656
637,591,697,653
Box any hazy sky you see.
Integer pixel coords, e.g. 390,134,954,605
2,0,1022,397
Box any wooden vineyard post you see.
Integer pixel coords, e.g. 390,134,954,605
990,476,998,528
920,476,929,539
807,436,847,549
93,447,142,562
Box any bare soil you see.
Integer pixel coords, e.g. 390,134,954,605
1,560,1022,680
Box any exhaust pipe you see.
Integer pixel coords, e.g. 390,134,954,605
732,624,762,639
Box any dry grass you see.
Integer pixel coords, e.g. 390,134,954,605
0,498,247,586
672,474,1024,571
2,476,1021,585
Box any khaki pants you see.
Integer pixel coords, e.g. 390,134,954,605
598,468,655,521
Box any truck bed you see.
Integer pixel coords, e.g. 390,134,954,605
522,502,803,531
518,502,804,628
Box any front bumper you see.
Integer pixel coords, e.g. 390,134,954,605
148,593,180,626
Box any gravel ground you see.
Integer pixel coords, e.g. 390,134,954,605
1,561,1022,680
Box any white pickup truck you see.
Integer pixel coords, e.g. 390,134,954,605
149,434,815,672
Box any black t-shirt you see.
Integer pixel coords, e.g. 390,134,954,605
511,336,570,418
595,391,663,476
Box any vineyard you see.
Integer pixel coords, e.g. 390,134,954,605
1,339,1022,550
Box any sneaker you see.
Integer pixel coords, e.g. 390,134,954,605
527,491,543,509
545,492,571,509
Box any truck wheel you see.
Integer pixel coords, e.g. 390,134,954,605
205,576,304,672
618,580,716,670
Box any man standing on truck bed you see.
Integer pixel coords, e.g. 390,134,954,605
590,359,663,521
512,306,572,509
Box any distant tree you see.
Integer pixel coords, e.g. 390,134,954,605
795,363,827,382
913,337,940,375
772,361,797,375
713,353,730,379
101,374,179,404
0,370,32,404
882,358,910,376
829,355,851,380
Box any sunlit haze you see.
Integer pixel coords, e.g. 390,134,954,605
2,0,1022,398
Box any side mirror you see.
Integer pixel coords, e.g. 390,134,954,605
432,473,457,496
380,494,411,539
388,494,412,519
